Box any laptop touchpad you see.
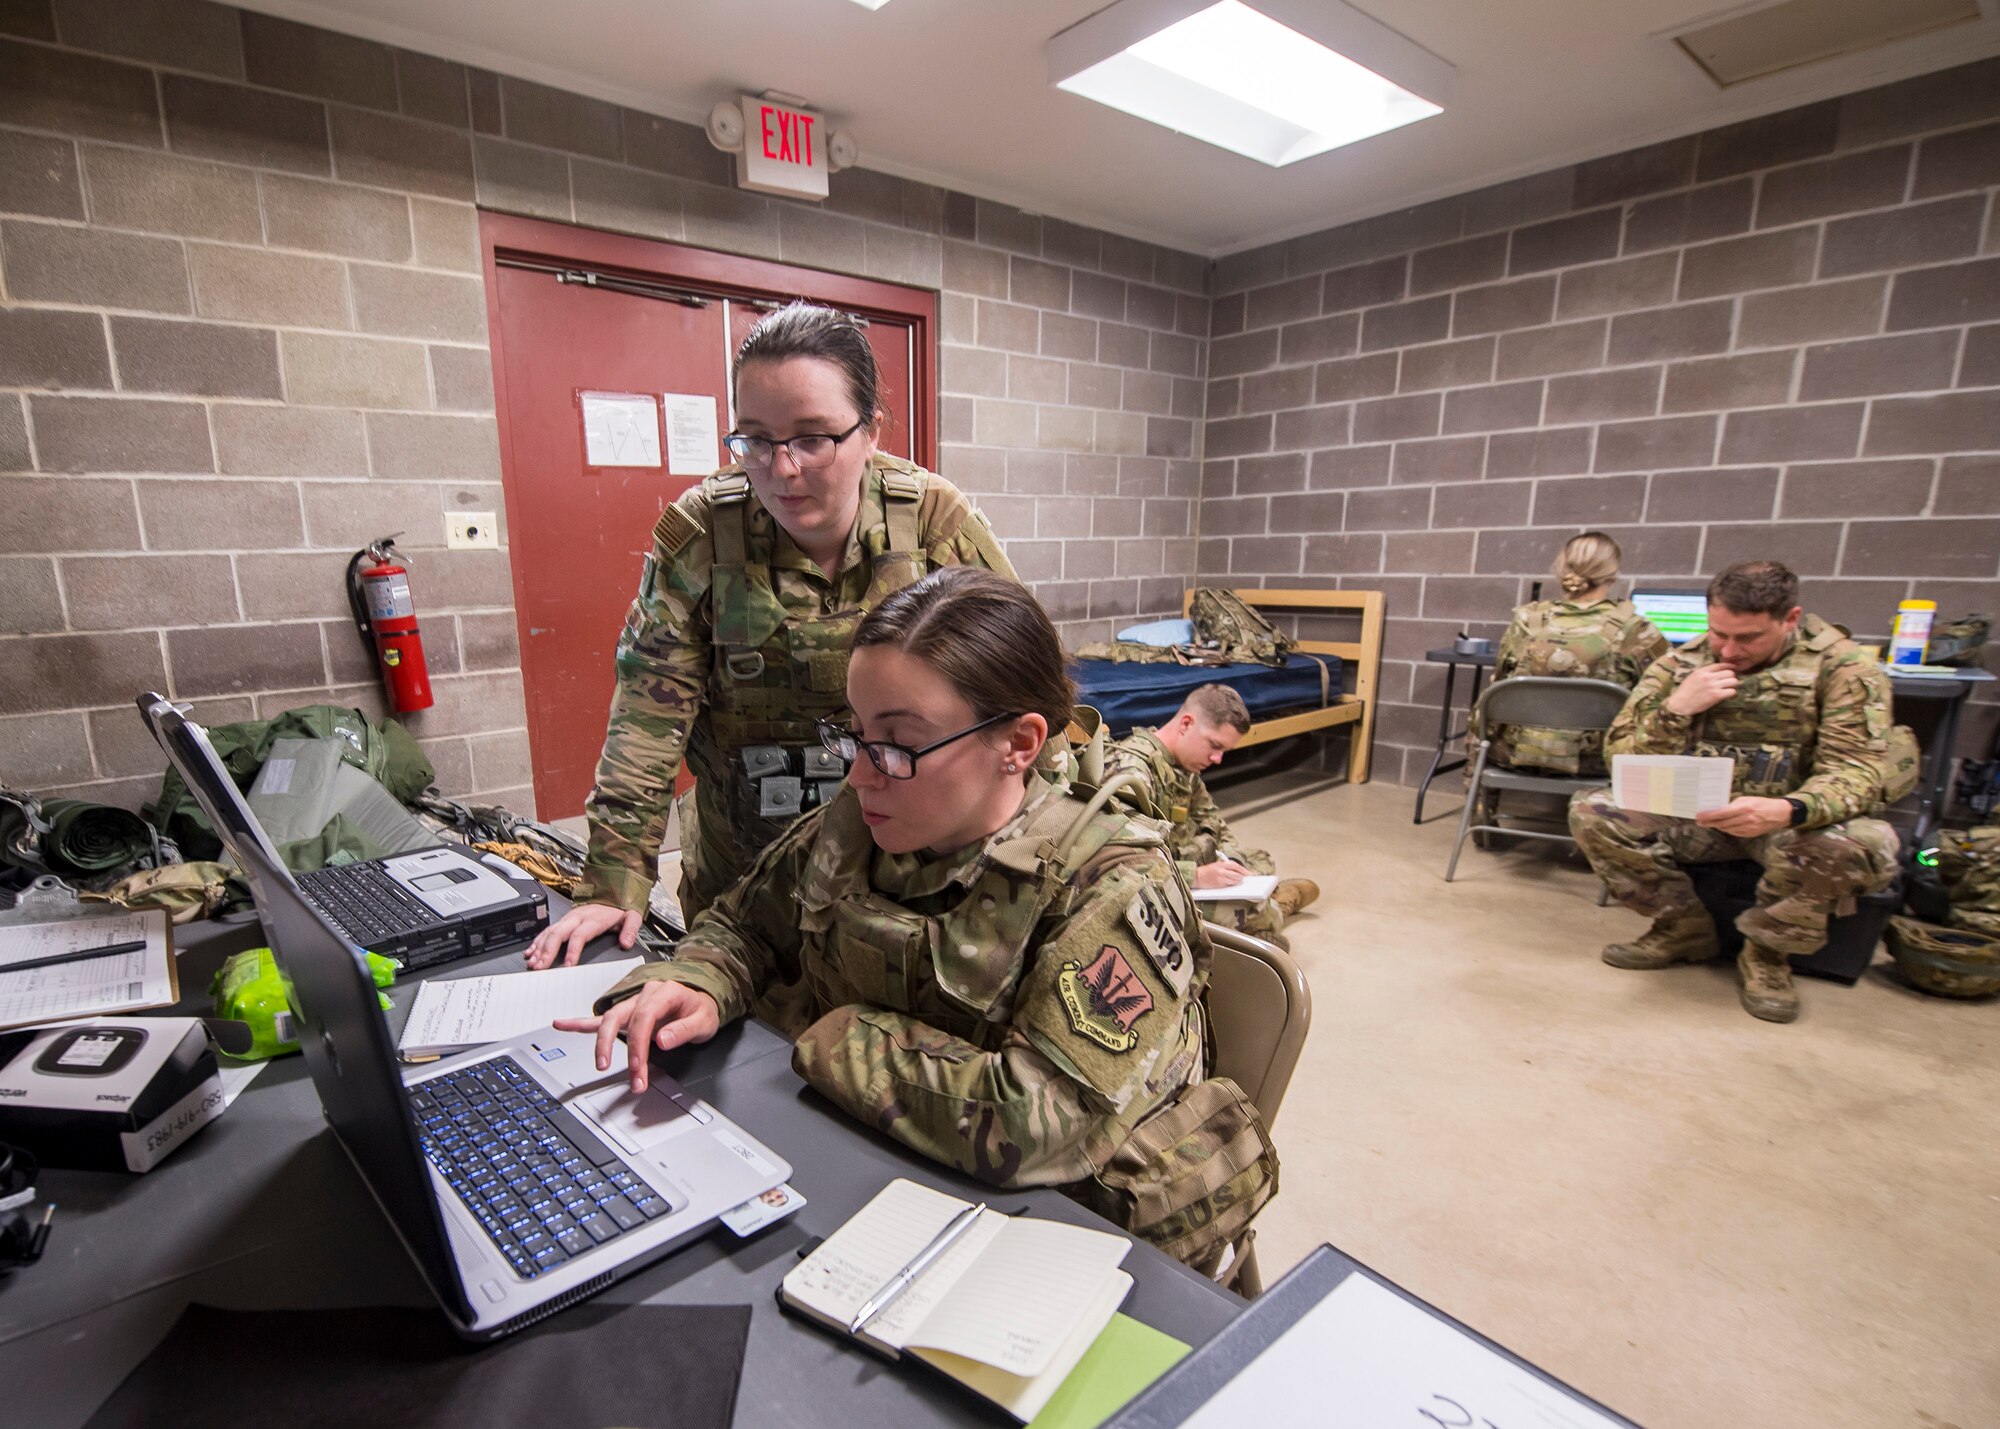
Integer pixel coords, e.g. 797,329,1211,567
573,1080,689,1152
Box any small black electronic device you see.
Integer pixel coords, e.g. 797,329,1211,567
34,1027,149,1077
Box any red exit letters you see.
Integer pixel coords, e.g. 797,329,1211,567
759,104,816,167
735,94,830,199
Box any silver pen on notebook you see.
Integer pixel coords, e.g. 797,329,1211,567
848,1200,987,1335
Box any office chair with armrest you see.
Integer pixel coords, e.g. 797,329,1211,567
1443,676,1633,887
1202,923,1312,1298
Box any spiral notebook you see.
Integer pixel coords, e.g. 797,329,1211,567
780,1178,1134,1422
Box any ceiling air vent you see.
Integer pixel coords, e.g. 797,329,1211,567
1676,0,1982,86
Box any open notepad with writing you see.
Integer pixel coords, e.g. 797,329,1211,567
781,1178,1133,1422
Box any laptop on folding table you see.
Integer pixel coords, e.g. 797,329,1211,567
138,693,791,1340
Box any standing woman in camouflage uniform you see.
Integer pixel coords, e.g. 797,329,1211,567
1488,531,1668,776
528,303,1014,968
555,569,1276,1268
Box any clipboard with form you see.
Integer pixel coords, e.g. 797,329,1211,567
0,906,179,1032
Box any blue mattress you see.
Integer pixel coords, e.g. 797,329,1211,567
1073,654,1341,737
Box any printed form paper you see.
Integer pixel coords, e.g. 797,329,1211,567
1611,755,1734,818
663,393,720,476
1181,1272,1625,1429
580,392,661,468
397,958,643,1056
0,909,175,1031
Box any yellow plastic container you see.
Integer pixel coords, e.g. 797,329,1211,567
1890,599,1935,666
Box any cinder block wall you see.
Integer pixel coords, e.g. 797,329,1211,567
0,0,1206,814
1199,61,2000,787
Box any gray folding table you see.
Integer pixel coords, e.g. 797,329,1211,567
2,908,1241,1428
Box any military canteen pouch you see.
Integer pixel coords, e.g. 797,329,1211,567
1079,1075,1277,1269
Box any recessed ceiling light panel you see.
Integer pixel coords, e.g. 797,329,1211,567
1049,0,1452,166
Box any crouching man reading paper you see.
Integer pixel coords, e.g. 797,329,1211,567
1568,561,1916,1023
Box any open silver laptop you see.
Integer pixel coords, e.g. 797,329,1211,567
138,693,790,1340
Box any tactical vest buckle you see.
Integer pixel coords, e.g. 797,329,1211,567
725,650,765,681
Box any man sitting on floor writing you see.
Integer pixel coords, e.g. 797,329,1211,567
1105,684,1319,948
1568,561,1916,1024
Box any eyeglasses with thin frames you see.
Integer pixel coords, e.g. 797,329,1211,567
723,418,867,471
816,712,1021,780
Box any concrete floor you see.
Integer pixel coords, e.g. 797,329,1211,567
1223,773,1999,1429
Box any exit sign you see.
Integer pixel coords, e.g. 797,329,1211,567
736,94,828,200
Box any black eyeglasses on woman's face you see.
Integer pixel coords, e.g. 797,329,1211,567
723,418,866,471
816,712,1021,780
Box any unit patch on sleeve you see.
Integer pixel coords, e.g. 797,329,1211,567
1125,885,1193,997
1057,945,1155,1052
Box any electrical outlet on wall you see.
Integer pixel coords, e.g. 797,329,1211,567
448,512,500,550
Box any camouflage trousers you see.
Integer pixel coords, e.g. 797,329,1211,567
1202,894,1285,938
1568,789,1900,956
1194,844,1282,937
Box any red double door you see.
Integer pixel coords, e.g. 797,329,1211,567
482,214,938,819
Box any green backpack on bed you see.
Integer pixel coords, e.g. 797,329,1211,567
1189,589,1294,667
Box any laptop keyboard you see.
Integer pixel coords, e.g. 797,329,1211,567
304,863,445,944
410,1056,675,1280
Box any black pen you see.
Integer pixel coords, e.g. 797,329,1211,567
25,1204,55,1264
0,939,148,977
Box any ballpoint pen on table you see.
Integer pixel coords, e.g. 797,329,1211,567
848,1200,986,1336
0,941,148,977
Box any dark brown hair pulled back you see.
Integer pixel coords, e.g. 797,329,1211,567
733,301,882,428
852,567,1075,736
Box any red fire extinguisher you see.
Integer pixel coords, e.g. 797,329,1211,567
345,535,434,712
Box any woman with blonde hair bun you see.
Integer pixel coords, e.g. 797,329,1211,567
1489,531,1668,775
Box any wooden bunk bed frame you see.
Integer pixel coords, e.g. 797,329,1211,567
1180,587,1384,784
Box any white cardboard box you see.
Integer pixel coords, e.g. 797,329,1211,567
0,1017,224,1173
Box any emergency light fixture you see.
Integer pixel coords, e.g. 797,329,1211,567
1047,0,1452,167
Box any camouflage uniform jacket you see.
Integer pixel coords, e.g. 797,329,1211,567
597,777,1210,1190
1491,598,1668,775
575,456,1014,913
1607,614,1904,828
1102,728,1274,884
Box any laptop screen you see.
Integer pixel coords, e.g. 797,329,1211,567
1631,589,1708,645
135,693,474,1323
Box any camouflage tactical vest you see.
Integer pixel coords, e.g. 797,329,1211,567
794,786,1187,1047
704,459,927,849
1188,588,1293,666
1492,598,1656,775
1681,616,1919,805
794,785,1275,1267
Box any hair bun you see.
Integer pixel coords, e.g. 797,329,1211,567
1560,571,1591,594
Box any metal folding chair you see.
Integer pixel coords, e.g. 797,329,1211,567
1443,676,1633,884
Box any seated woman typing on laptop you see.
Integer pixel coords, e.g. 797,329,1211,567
557,568,1275,1270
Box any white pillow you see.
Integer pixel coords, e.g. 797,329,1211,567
1115,618,1195,646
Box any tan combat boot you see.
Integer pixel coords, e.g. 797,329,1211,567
1272,879,1319,916
1737,942,1799,1023
1601,907,1720,970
